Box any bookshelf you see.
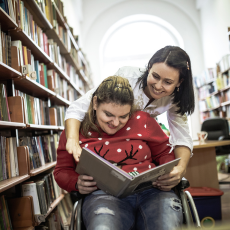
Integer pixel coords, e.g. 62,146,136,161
30,161,56,176
0,0,92,228
195,32,230,123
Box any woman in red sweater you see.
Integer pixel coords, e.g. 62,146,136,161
54,76,183,230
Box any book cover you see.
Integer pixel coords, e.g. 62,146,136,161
5,138,11,179
21,182,41,215
76,148,180,198
0,137,3,181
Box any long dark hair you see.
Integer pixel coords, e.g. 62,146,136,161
81,76,135,138
138,46,195,115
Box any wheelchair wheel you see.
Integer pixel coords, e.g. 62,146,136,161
200,216,215,229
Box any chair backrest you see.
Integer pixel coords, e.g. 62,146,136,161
201,118,230,140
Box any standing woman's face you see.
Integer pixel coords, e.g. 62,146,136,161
144,62,181,100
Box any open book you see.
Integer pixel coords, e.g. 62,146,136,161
76,147,180,198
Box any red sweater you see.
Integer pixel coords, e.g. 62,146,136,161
54,111,175,192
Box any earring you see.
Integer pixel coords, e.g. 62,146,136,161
177,87,179,92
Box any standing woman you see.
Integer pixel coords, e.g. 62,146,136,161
65,46,195,190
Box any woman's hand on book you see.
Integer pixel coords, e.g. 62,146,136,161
66,138,82,162
152,165,182,191
77,175,98,194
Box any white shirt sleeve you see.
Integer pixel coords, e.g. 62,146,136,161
167,105,193,156
65,87,97,122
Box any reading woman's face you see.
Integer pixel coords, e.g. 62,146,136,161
93,98,131,135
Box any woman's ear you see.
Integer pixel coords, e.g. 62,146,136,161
176,78,184,88
93,96,98,110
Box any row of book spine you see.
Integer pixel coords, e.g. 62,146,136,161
0,136,18,181
21,172,62,215
2,191,73,229
9,38,85,95
19,133,60,170
15,89,67,126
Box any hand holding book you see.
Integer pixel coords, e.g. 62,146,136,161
77,175,97,194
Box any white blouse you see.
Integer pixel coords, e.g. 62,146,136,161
65,66,193,154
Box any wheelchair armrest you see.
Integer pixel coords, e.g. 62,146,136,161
70,191,86,202
176,178,190,190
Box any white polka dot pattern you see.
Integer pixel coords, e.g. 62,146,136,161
139,145,142,149
144,124,146,128
144,155,147,159
79,141,82,144
133,167,137,171
126,127,131,131
137,115,140,119
149,165,151,169
105,141,109,145
117,149,122,152
137,134,142,136
98,138,102,140
88,132,92,136
126,139,130,141
85,144,88,147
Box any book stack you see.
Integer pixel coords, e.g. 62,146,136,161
19,133,60,170
0,136,19,181
0,84,11,122
0,195,13,230
21,172,62,215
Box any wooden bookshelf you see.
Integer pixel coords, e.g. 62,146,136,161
69,80,84,96
0,121,26,129
0,175,30,193
30,162,57,176
10,29,52,64
14,76,56,99
22,0,53,31
35,194,65,226
59,126,65,131
53,1,68,30
46,28,69,54
0,62,22,79
54,94,71,106
48,62,70,82
26,124,60,130
0,7,17,31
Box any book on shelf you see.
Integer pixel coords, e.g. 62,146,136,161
0,136,19,181
21,171,62,216
18,134,59,171
0,0,17,23
57,194,72,228
76,148,180,198
0,195,13,230
0,83,11,122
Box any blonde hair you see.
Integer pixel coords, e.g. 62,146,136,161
81,76,135,137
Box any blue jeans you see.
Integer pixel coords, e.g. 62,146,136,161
82,188,183,230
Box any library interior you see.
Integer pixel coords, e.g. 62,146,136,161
0,0,230,229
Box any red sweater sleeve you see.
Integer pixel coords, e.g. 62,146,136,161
146,115,175,165
53,131,79,192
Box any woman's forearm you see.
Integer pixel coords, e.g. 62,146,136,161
65,118,81,140
174,145,191,176
65,118,82,161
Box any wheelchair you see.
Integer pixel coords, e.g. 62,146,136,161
69,178,201,230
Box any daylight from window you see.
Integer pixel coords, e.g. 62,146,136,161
100,15,189,132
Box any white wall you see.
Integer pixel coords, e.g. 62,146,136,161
198,0,230,68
